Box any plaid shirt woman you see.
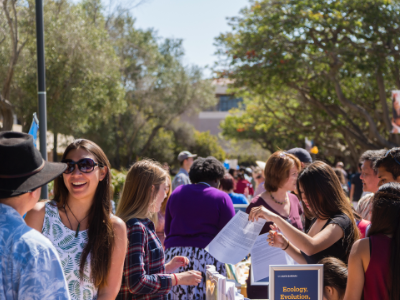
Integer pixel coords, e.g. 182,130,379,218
116,160,202,300
117,218,172,300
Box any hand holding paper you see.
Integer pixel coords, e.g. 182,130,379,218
248,205,278,222
205,211,266,264
268,224,288,249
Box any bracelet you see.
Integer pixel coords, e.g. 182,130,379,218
173,273,179,286
282,240,290,251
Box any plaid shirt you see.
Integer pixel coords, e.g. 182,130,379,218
117,218,172,300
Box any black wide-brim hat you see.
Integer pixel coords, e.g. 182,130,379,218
0,131,67,199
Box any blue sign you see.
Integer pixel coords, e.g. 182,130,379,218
269,265,323,300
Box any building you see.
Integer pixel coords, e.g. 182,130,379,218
180,78,243,136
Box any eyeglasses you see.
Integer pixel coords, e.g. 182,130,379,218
279,152,288,158
62,158,103,174
384,149,400,166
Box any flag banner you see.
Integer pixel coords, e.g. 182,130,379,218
28,113,39,147
391,90,400,133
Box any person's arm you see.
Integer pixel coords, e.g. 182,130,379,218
164,198,172,237
350,184,355,202
172,175,184,191
217,195,236,230
268,227,307,264
343,239,369,300
249,206,344,256
25,202,46,232
124,224,172,295
165,256,189,273
97,216,128,300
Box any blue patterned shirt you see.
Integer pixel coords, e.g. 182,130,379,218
0,203,70,300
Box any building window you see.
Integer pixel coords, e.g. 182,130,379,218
218,96,243,111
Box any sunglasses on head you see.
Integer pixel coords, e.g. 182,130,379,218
385,149,400,166
279,151,288,158
62,158,103,174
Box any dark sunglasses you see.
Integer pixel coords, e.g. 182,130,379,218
385,149,400,166
62,158,103,174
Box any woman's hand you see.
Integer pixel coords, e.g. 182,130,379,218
165,256,189,273
175,270,202,286
248,205,277,222
268,224,288,250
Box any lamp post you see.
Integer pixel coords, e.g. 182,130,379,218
35,0,48,199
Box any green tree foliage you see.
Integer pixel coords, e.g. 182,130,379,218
216,0,400,164
88,14,218,168
0,0,34,130
1,0,223,168
190,131,226,161
11,0,124,154
221,90,347,163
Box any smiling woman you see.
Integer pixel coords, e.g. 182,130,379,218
25,139,128,300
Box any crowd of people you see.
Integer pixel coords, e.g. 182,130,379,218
1,131,400,300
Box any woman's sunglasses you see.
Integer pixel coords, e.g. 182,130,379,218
385,149,400,166
62,158,103,174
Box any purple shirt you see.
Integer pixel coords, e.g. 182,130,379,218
164,184,235,249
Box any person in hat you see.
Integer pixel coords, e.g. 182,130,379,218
286,147,312,169
25,139,127,300
0,131,69,299
171,151,197,191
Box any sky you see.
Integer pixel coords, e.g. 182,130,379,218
131,0,250,77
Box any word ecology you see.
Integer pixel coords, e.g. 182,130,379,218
282,287,308,293
280,286,311,299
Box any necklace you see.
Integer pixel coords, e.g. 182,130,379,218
269,192,288,205
197,182,211,187
64,202,89,238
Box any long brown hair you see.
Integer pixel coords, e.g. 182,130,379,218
116,159,167,223
296,161,360,260
53,139,114,289
368,182,400,300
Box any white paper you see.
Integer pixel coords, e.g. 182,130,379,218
225,281,236,300
205,211,266,264
250,233,295,282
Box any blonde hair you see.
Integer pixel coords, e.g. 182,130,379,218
116,159,167,223
151,175,172,227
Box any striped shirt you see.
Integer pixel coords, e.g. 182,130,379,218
117,218,172,300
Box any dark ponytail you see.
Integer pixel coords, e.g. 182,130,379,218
367,182,400,300
319,257,347,298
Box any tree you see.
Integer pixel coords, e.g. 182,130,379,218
216,0,400,163
0,0,34,130
9,0,124,160
94,14,217,168
221,90,351,164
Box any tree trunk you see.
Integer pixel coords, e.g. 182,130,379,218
113,116,121,169
376,68,392,132
53,131,58,162
0,95,14,131
138,125,162,157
